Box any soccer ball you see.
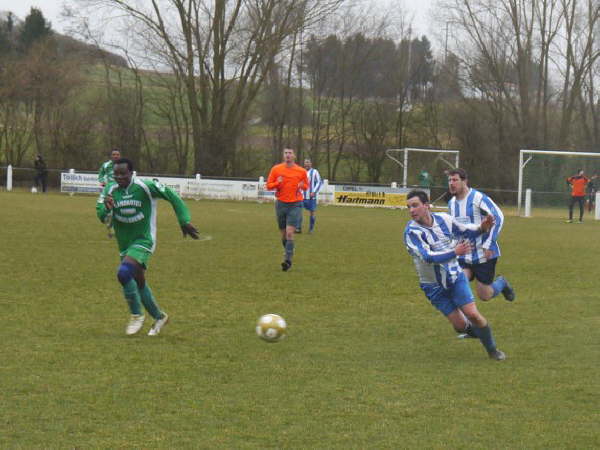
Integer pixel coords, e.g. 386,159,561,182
256,314,287,342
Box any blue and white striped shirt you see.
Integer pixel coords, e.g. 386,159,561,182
404,213,482,289
303,168,322,200
448,188,504,264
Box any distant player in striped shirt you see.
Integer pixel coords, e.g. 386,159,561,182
404,190,506,360
447,169,515,305
297,159,322,234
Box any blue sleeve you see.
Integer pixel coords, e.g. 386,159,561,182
449,217,481,239
405,230,456,264
479,195,503,249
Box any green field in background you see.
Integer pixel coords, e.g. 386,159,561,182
1,192,598,448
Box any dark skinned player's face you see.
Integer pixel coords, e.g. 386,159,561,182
113,163,132,188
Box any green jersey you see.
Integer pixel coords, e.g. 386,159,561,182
96,178,192,257
98,160,115,185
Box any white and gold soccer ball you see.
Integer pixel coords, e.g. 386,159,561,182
256,314,287,342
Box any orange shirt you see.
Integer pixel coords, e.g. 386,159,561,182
567,176,589,197
266,163,309,203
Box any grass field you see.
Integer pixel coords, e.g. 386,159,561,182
1,191,599,448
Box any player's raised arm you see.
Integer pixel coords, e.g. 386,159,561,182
449,216,484,238
479,196,503,250
479,214,495,234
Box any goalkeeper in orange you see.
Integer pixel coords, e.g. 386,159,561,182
266,148,309,271
566,169,595,223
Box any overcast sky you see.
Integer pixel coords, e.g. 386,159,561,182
1,0,436,36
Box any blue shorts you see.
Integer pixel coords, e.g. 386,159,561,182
420,273,474,316
303,198,317,211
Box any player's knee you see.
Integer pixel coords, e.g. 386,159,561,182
117,262,136,286
465,312,486,327
478,292,493,301
476,283,493,300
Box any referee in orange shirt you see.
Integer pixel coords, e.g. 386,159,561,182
266,148,309,271
566,169,594,223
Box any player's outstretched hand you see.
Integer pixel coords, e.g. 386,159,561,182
480,214,495,233
181,223,200,239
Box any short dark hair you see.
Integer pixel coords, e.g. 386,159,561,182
448,168,468,180
407,190,429,204
114,157,134,172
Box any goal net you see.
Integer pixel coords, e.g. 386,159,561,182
386,147,459,206
518,149,600,216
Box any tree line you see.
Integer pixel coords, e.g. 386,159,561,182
2,1,599,191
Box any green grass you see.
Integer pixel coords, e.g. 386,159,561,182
1,192,598,448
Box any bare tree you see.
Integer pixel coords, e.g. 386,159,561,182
147,70,193,173
73,0,343,176
350,100,394,182
0,61,34,165
556,0,600,146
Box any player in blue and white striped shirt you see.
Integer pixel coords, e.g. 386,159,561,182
297,159,322,234
447,169,515,303
404,190,506,360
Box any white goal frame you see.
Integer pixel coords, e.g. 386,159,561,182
517,149,600,216
386,147,460,188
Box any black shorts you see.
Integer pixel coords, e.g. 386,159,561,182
459,258,497,285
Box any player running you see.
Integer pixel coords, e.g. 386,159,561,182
96,158,199,336
297,158,322,234
447,169,515,304
404,190,506,361
266,148,308,271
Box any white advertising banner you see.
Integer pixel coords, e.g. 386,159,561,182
60,172,103,193
60,172,404,208
60,172,270,201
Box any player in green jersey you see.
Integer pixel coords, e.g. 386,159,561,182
98,148,121,187
96,158,199,336
99,149,121,238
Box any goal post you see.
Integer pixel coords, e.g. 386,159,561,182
517,149,600,216
386,147,460,188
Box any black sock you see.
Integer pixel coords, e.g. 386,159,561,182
464,322,477,338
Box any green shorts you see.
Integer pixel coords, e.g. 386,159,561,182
121,245,152,268
275,200,303,230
